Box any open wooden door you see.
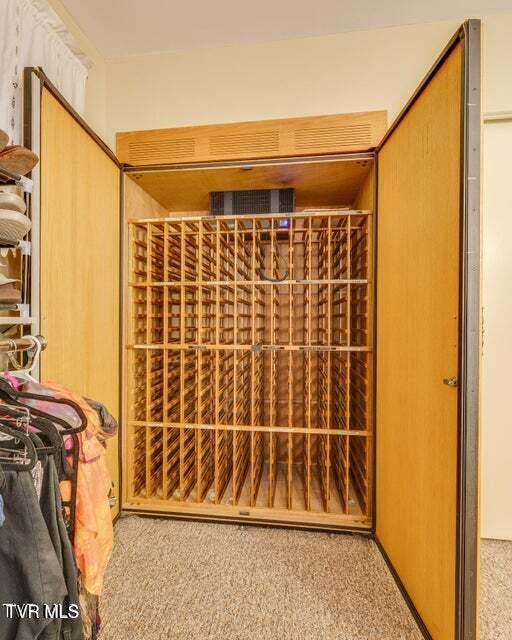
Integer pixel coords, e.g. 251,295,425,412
375,21,481,640
24,69,122,519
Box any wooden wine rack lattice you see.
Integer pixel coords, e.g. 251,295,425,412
126,210,372,528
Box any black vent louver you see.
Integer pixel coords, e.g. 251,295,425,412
209,188,295,215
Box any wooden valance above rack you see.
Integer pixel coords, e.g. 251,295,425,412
117,111,388,166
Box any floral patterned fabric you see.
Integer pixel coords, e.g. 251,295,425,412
37,382,114,597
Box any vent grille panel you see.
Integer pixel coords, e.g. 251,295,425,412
294,124,372,150
210,189,295,215
128,138,196,163
233,189,271,214
209,131,280,157
117,111,387,165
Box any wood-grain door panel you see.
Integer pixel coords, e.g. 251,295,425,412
40,88,121,518
376,44,462,639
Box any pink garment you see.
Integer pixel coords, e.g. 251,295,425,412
41,382,114,596
3,371,23,389
12,379,102,463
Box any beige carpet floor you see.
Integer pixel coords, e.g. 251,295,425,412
98,516,511,640
99,516,422,640
480,538,512,640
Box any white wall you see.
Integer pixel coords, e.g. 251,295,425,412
105,15,512,140
483,18,512,114
105,19,456,139
481,119,512,540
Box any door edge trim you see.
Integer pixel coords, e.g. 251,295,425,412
456,18,481,640
24,66,120,167
374,535,432,639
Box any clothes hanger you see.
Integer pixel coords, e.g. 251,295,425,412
0,376,87,434
0,404,73,478
0,419,38,471
1,334,87,434
0,377,86,481
6,334,41,382
0,404,61,453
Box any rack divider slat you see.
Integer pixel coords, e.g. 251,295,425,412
197,222,203,502
232,222,238,504
163,222,169,499
214,221,221,503
305,217,312,511
326,215,332,512
287,219,293,510
251,223,257,506
268,221,275,508
179,224,185,499
345,215,352,511
145,223,152,498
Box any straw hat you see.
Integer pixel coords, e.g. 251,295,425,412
0,273,21,303
0,146,39,177
0,190,26,214
0,209,32,242
0,130,8,153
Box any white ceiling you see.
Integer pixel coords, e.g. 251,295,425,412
61,0,510,58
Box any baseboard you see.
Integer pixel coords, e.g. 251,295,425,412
118,507,374,536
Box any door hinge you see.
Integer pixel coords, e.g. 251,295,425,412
443,377,458,387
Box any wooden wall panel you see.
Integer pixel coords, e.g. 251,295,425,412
124,174,169,219
353,165,374,210
126,158,373,212
121,175,168,505
376,44,462,639
40,89,121,517
117,111,387,166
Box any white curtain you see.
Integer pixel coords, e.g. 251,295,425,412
0,0,90,144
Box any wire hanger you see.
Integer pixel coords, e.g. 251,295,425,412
6,334,42,382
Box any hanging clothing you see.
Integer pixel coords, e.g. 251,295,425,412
0,470,68,640
78,579,100,640
15,380,114,596
84,397,118,442
0,373,117,640
11,378,116,462
39,456,82,640
0,375,115,606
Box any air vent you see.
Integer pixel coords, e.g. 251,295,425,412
294,124,372,151
128,138,196,163
209,130,280,157
116,111,387,165
210,189,295,215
